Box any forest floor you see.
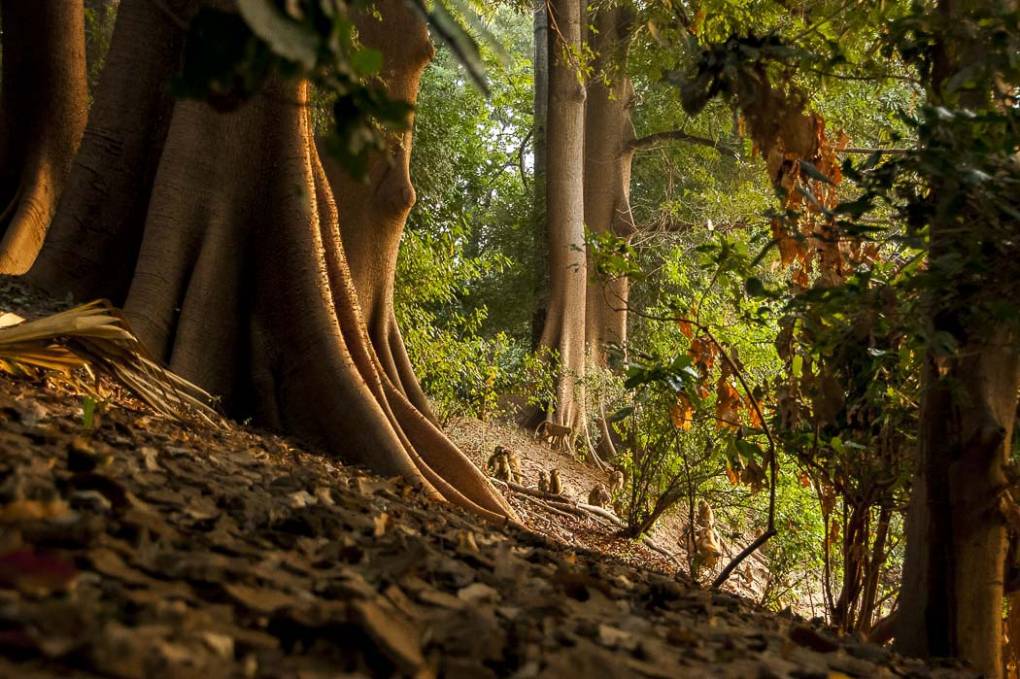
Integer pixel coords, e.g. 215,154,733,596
445,417,771,604
0,277,975,678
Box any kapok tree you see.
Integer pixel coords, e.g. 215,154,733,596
21,0,515,522
319,0,437,423
583,3,636,369
535,0,587,431
0,0,88,274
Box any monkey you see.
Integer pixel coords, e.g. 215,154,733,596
588,483,611,508
487,446,522,484
538,471,549,494
692,498,722,571
486,447,503,474
492,453,513,482
612,499,625,517
608,469,625,496
549,469,563,496
505,447,522,484
534,421,574,452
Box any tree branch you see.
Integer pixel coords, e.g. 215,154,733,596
627,130,737,157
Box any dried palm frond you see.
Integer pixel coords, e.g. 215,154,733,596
0,300,222,427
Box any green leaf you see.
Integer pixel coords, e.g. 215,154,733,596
238,0,318,70
791,354,803,378
351,47,383,76
82,396,96,430
734,438,764,460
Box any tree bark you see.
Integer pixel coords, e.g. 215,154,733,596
319,0,436,423
583,3,635,368
0,0,88,274
582,3,635,461
27,3,515,523
537,0,586,430
897,332,1018,676
529,0,549,351
895,5,1020,672
28,0,196,302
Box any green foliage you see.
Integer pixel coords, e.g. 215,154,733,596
395,7,541,420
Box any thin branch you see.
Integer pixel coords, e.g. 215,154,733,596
627,130,738,157
712,529,777,588
839,147,913,155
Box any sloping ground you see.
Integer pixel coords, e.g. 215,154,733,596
0,279,973,678
446,417,771,601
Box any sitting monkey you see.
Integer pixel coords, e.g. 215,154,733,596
486,446,522,484
538,471,549,494
505,447,522,484
549,469,563,496
608,469,625,496
588,483,611,508
692,499,722,571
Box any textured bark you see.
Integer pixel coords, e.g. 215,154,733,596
537,0,586,430
319,0,435,423
29,0,196,302
530,0,549,350
583,4,635,368
28,4,514,522
897,333,1018,676
0,0,88,274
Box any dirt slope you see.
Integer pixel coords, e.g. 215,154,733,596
0,278,973,678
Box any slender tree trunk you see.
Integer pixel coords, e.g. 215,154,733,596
0,0,88,274
895,5,1020,671
319,0,436,423
28,3,515,523
530,0,549,351
857,504,892,633
583,3,635,460
583,4,635,368
537,0,586,430
29,0,196,302
898,333,1018,675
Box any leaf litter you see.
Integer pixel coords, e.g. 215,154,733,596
0,277,977,678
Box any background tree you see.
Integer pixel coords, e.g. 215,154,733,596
534,0,587,430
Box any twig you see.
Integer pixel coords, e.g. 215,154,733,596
711,529,777,588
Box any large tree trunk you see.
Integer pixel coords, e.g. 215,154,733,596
536,0,586,430
583,4,635,369
27,2,515,523
28,0,196,302
0,0,88,274
318,0,435,423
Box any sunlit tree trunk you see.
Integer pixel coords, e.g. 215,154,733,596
584,3,635,368
583,3,635,460
0,0,88,274
319,0,436,423
28,0,515,523
536,0,586,430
